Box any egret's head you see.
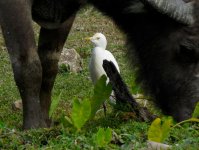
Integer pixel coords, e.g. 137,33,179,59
87,33,107,49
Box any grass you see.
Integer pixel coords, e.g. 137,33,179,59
0,6,198,149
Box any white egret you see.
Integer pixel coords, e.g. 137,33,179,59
87,33,120,84
87,33,120,114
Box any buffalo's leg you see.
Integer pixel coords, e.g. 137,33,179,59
38,16,76,126
0,1,46,129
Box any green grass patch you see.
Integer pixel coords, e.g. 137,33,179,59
0,6,198,149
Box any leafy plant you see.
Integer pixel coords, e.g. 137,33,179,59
172,103,199,128
148,117,173,143
94,127,112,148
172,118,199,128
62,75,112,131
192,102,199,118
59,64,70,73
0,121,5,134
90,75,112,118
148,103,199,144
69,98,91,131
49,92,62,119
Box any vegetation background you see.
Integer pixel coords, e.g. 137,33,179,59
0,6,198,149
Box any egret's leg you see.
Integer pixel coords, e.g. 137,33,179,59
103,102,107,116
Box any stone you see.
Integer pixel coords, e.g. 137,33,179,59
59,48,83,73
147,140,171,150
12,100,22,111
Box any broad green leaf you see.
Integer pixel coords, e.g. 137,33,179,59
71,98,91,130
148,118,162,142
192,102,199,118
95,127,112,148
161,117,173,142
90,75,112,118
96,128,105,147
49,92,62,118
104,128,112,142
148,117,173,143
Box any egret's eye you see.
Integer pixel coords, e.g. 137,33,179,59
96,37,100,40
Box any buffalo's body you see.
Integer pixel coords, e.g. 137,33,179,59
0,0,198,129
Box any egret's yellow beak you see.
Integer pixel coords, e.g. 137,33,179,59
85,37,92,41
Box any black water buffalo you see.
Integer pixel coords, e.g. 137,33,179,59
0,0,198,129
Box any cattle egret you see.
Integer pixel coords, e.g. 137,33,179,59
87,33,120,114
87,33,120,84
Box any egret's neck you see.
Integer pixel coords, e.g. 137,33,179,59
94,43,107,49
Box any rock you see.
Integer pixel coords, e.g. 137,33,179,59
59,48,83,73
147,140,171,150
12,100,22,111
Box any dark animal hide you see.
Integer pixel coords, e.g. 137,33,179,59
0,0,198,129
89,0,199,121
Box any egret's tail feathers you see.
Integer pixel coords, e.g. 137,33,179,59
102,60,156,122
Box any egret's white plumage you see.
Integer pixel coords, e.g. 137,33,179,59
88,33,120,84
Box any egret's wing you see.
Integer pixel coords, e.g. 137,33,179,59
89,47,119,84
104,50,120,73
89,48,108,84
